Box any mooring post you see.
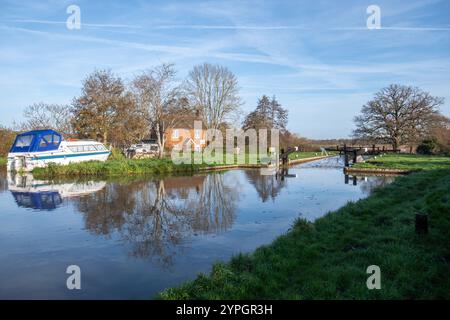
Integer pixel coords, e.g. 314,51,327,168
343,144,349,166
344,174,349,184
415,213,428,235
353,150,357,164
353,176,357,185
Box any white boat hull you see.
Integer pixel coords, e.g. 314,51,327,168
7,151,110,172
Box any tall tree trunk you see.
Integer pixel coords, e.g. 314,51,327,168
155,122,164,159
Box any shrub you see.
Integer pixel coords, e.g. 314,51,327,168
109,147,126,161
416,139,437,155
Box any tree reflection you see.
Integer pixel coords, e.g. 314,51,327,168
74,173,240,266
0,171,7,192
245,170,287,202
358,175,396,194
186,173,239,234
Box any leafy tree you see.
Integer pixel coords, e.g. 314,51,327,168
0,126,16,156
353,84,443,150
72,69,146,148
242,95,288,132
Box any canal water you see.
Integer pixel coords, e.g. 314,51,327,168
0,157,394,299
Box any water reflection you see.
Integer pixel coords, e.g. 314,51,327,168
73,173,240,265
344,174,397,194
7,173,106,210
0,170,8,192
245,169,287,202
5,163,394,267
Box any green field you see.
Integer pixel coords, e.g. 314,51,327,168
353,154,450,171
160,168,450,299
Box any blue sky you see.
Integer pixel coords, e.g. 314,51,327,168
1,0,449,139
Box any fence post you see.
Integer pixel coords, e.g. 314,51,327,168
415,213,428,234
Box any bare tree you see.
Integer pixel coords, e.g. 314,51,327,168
132,63,188,158
185,63,241,130
19,102,73,134
353,84,444,150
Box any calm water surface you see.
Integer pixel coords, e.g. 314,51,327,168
0,157,393,299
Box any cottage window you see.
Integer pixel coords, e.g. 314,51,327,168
194,129,201,139
172,129,179,139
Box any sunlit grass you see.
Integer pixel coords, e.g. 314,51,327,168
32,158,212,178
289,151,338,160
353,154,450,171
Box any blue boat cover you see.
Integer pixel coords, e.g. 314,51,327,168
9,129,63,153
12,191,62,210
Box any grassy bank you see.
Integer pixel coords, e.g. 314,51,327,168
353,154,450,171
289,151,337,160
160,168,450,299
31,158,215,178
0,157,6,166
30,151,330,178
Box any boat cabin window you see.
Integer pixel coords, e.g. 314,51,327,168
68,146,79,152
95,144,107,151
38,134,62,150
53,135,61,145
68,144,107,152
84,145,97,152
39,134,53,147
15,135,34,147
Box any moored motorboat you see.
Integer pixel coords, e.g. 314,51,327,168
7,129,110,172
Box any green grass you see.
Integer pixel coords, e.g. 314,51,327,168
289,151,337,160
353,154,450,171
159,169,450,299
0,157,6,166
31,158,219,178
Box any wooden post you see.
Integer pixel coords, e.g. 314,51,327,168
344,153,349,167
372,144,376,154
345,174,349,184
415,213,428,234
353,150,357,164
353,176,357,185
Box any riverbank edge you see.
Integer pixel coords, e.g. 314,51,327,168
29,155,332,178
159,168,450,299
344,167,413,175
198,155,330,172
